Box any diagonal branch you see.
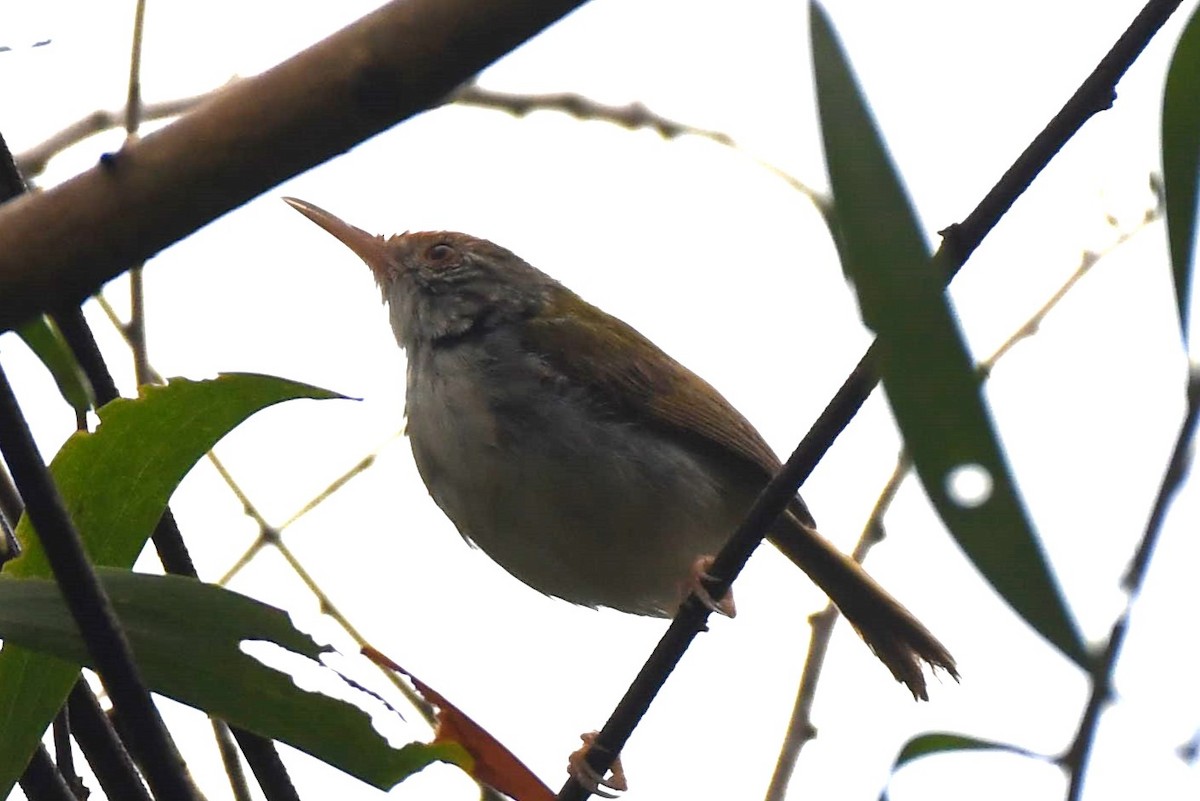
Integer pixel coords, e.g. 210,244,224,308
0,364,203,801
556,0,1185,796
0,0,589,332
16,92,219,178
1062,370,1200,801
764,206,1161,801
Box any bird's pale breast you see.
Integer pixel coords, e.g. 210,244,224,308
403,334,749,616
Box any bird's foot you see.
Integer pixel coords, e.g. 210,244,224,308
686,555,737,618
568,732,627,798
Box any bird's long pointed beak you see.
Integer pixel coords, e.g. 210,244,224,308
283,197,391,275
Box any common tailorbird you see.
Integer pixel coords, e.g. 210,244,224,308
285,197,957,700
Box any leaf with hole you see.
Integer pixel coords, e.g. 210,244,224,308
810,1,1087,667
0,569,459,789
0,373,346,797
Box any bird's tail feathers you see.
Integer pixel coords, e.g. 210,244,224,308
769,512,957,701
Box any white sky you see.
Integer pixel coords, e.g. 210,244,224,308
0,1,1197,800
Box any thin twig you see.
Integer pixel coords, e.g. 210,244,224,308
450,82,825,206
451,83,734,143
278,448,388,530
214,442,389,584
557,1,1184,795
16,92,220,178
206,444,434,724
762,460,903,801
0,0,591,333
60,299,301,801
51,707,83,799
1062,368,1200,801
763,205,1160,799
20,79,824,225
125,0,153,387
125,0,146,139
211,720,254,801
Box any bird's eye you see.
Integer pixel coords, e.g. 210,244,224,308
426,243,455,262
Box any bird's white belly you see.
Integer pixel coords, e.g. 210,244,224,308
404,344,742,616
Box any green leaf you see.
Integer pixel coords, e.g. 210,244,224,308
810,2,1088,667
15,316,94,414
1163,3,1200,343
0,569,458,788
882,731,1045,799
892,732,1043,769
0,373,345,797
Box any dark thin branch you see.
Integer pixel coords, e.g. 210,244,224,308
18,746,75,801
51,200,295,797
0,131,29,572
1121,377,1198,593
51,707,84,799
50,164,296,796
0,459,24,526
228,727,301,801
55,304,300,801
0,362,202,800
1062,370,1200,801
939,0,1184,268
766,205,1157,798
557,1,1184,796
0,127,199,801
556,345,878,801
68,680,152,801
51,308,118,401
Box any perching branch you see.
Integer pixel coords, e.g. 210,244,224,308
556,0,1185,796
16,92,218,178
0,0,589,333
763,204,1162,801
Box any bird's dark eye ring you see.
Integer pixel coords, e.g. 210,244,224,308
426,243,454,262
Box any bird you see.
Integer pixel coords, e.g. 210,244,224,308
284,197,957,700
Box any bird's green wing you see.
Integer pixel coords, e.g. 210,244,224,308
520,289,784,482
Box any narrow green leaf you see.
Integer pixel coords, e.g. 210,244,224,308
881,732,1045,799
0,569,458,788
0,373,345,797
810,2,1087,666
15,316,94,414
1163,3,1200,343
893,731,1044,770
